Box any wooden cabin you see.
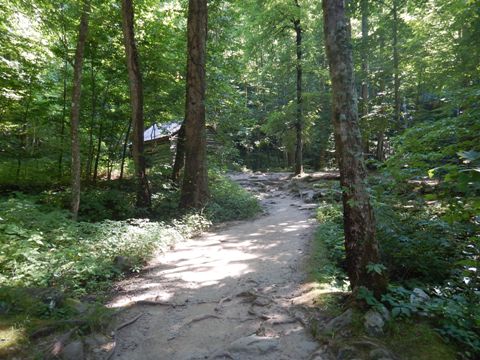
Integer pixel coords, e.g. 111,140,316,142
143,121,182,168
143,121,219,169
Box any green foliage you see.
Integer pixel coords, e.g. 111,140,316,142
375,202,464,283
77,189,136,221
206,174,261,223
314,180,479,356
0,196,209,295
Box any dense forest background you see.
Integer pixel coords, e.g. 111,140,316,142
0,0,479,358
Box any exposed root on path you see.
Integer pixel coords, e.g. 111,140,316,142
106,313,144,360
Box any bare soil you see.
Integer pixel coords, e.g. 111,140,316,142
106,172,326,360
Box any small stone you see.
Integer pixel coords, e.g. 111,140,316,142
410,288,430,304
113,256,134,272
369,348,393,360
61,340,84,360
364,310,385,337
228,334,279,355
310,347,335,360
377,305,391,322
253,296,271,307
322,309,353,335
337,345,357,360
84,333,110,347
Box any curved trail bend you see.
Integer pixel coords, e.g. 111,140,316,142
108,172,323,360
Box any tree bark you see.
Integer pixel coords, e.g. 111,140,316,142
360,0,369,154
392,0,401,128
93,123,102,183
179,0,209,209
293,0,303,175
171,121,186,183
121,0,151,208
58,56,68,180
70,0,90,221
119,119,132,180
85,51,96,183
58,5,68,181
322,0,387,298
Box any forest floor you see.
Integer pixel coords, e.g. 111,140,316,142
103,172,333,360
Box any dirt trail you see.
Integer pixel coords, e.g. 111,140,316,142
107,172,323,360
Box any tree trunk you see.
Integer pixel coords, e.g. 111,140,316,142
70,0,90,221
171,121,186,183
293,0,303,175
360,0,369,154
376,131,385,161
121,0,151,208
392,0,401,128
58,6,68,181
85,51,96,183
93,123,103,183
323,0,387,298
179,0,209,209
119,119,132,180
58,57,67,180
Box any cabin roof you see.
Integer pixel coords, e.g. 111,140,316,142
144,121,182,143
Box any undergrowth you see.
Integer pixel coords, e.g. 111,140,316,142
313,191,479,357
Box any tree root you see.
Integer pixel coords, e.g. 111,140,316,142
46,327,77,359
214,296,232,312
106,312,144,360
183,314,222,327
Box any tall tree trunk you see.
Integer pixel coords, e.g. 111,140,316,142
293,6,303,176
323,0,387,298
360,0,369,154
58,56,68,180
58,5,68,181
392,0,401,128
70,1,90,221
119,119,132,180
376,131,385,161
85,51,96,183
376,83,386,162
93,123,103,183
292,0,303,175
121,0,151,208
179,0,209,209
171,121,186,183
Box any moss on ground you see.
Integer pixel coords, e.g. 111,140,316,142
386,321,457,360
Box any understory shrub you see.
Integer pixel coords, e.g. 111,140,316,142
315,193,479,356
0,196,210,296
206,174,261,223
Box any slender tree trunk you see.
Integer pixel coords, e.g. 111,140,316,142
119,119,132,180
58,58,67,180
293,5,303,175
360,0,369,154
376,55,387,162
171,121,186,183
323,0,387,298
121,0,151,208
70,1,90,221
85,51,96,183
376,131,385,161
93,123,103,183
58,5,68,181
180,0,209,209
392,0,401,128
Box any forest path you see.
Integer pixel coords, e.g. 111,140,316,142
107,172,325,360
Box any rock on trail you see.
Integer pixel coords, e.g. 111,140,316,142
106,172,322,360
